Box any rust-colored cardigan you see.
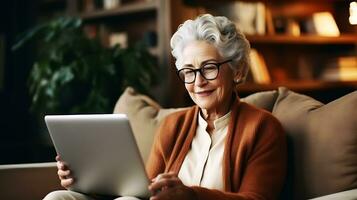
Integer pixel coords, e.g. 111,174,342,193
146,99,287,200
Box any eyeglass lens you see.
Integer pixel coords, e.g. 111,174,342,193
178,63,219,83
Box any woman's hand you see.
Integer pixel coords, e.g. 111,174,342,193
56,155,74,189
148,172,196,200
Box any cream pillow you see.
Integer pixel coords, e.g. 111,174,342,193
240,89,278,111
272,87,357,199
114,87,182,162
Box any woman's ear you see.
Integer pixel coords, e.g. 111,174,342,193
233,69,243,84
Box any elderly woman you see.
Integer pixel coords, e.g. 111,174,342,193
45,14,286,200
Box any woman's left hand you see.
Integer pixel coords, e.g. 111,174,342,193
148,172,196,200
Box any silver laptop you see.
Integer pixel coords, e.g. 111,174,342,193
44,114,150,198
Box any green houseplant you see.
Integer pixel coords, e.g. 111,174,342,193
13,17,157,116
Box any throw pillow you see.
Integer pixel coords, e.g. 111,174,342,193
114,87,181,162
240,89,278,111
272,87,357,200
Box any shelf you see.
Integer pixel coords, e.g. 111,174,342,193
247,34,357,45
80,1,158,20
185,0,346,6
237,80,357,93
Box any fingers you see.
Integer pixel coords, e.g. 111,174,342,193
56,161,63,170
151,172,176,182
56,160,69,171
56,160,70,180
149,178,181,192
148,172,195,200
57,169,71,178
149,172,182,194
56,157,72,177
57,167,73,186
57,167,74,188
61,178,74,189
55,155,74,189
56,161,72,179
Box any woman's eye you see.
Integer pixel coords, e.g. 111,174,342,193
203,64,217,71
184,70,193,75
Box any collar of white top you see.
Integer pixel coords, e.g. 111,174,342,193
198,110,231,130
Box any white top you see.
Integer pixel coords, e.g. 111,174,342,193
178,111,231,190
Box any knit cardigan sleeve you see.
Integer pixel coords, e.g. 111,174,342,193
146,108,192,179
145,116,169,179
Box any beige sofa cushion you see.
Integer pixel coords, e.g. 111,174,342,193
272,87,357,200
240,89,278,111
310,188,357,200
113,87,182,162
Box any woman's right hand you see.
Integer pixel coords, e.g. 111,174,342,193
56,155,74,189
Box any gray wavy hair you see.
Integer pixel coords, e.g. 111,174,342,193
170,14,251,83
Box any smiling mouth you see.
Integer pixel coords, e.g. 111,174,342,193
195,90,214,96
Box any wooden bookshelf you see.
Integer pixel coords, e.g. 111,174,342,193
247,34,357,45
167,0,357,106
80,1,158,20
45,0,172,105
42,0,357,106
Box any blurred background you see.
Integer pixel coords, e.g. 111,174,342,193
0,0,356,164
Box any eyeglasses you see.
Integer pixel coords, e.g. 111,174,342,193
177,59,232,84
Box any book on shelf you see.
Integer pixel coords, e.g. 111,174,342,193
312,12,340,36
255,2,266,35
272,17,301,36
220,1,266,35
297,12,340,36
286,19,301,36
83,0,96,12
269,10,340,36
320,56,357,81
350,2,357,25
83,24,111,47
249,48,271,84
82,0,123,11
103,0,121,10
265,7,275,35
109,32,128,48
83,23,131,49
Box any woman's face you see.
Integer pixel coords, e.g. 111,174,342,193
181,41,235,115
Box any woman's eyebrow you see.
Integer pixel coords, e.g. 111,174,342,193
182,59,218,68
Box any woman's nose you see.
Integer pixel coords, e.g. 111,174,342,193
194,72,207,86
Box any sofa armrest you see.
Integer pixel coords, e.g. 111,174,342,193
0,162,62,200
309,189,357,200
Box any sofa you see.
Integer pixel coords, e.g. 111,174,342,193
0,87,356,200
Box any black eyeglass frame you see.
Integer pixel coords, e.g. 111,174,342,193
176,59,232,84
